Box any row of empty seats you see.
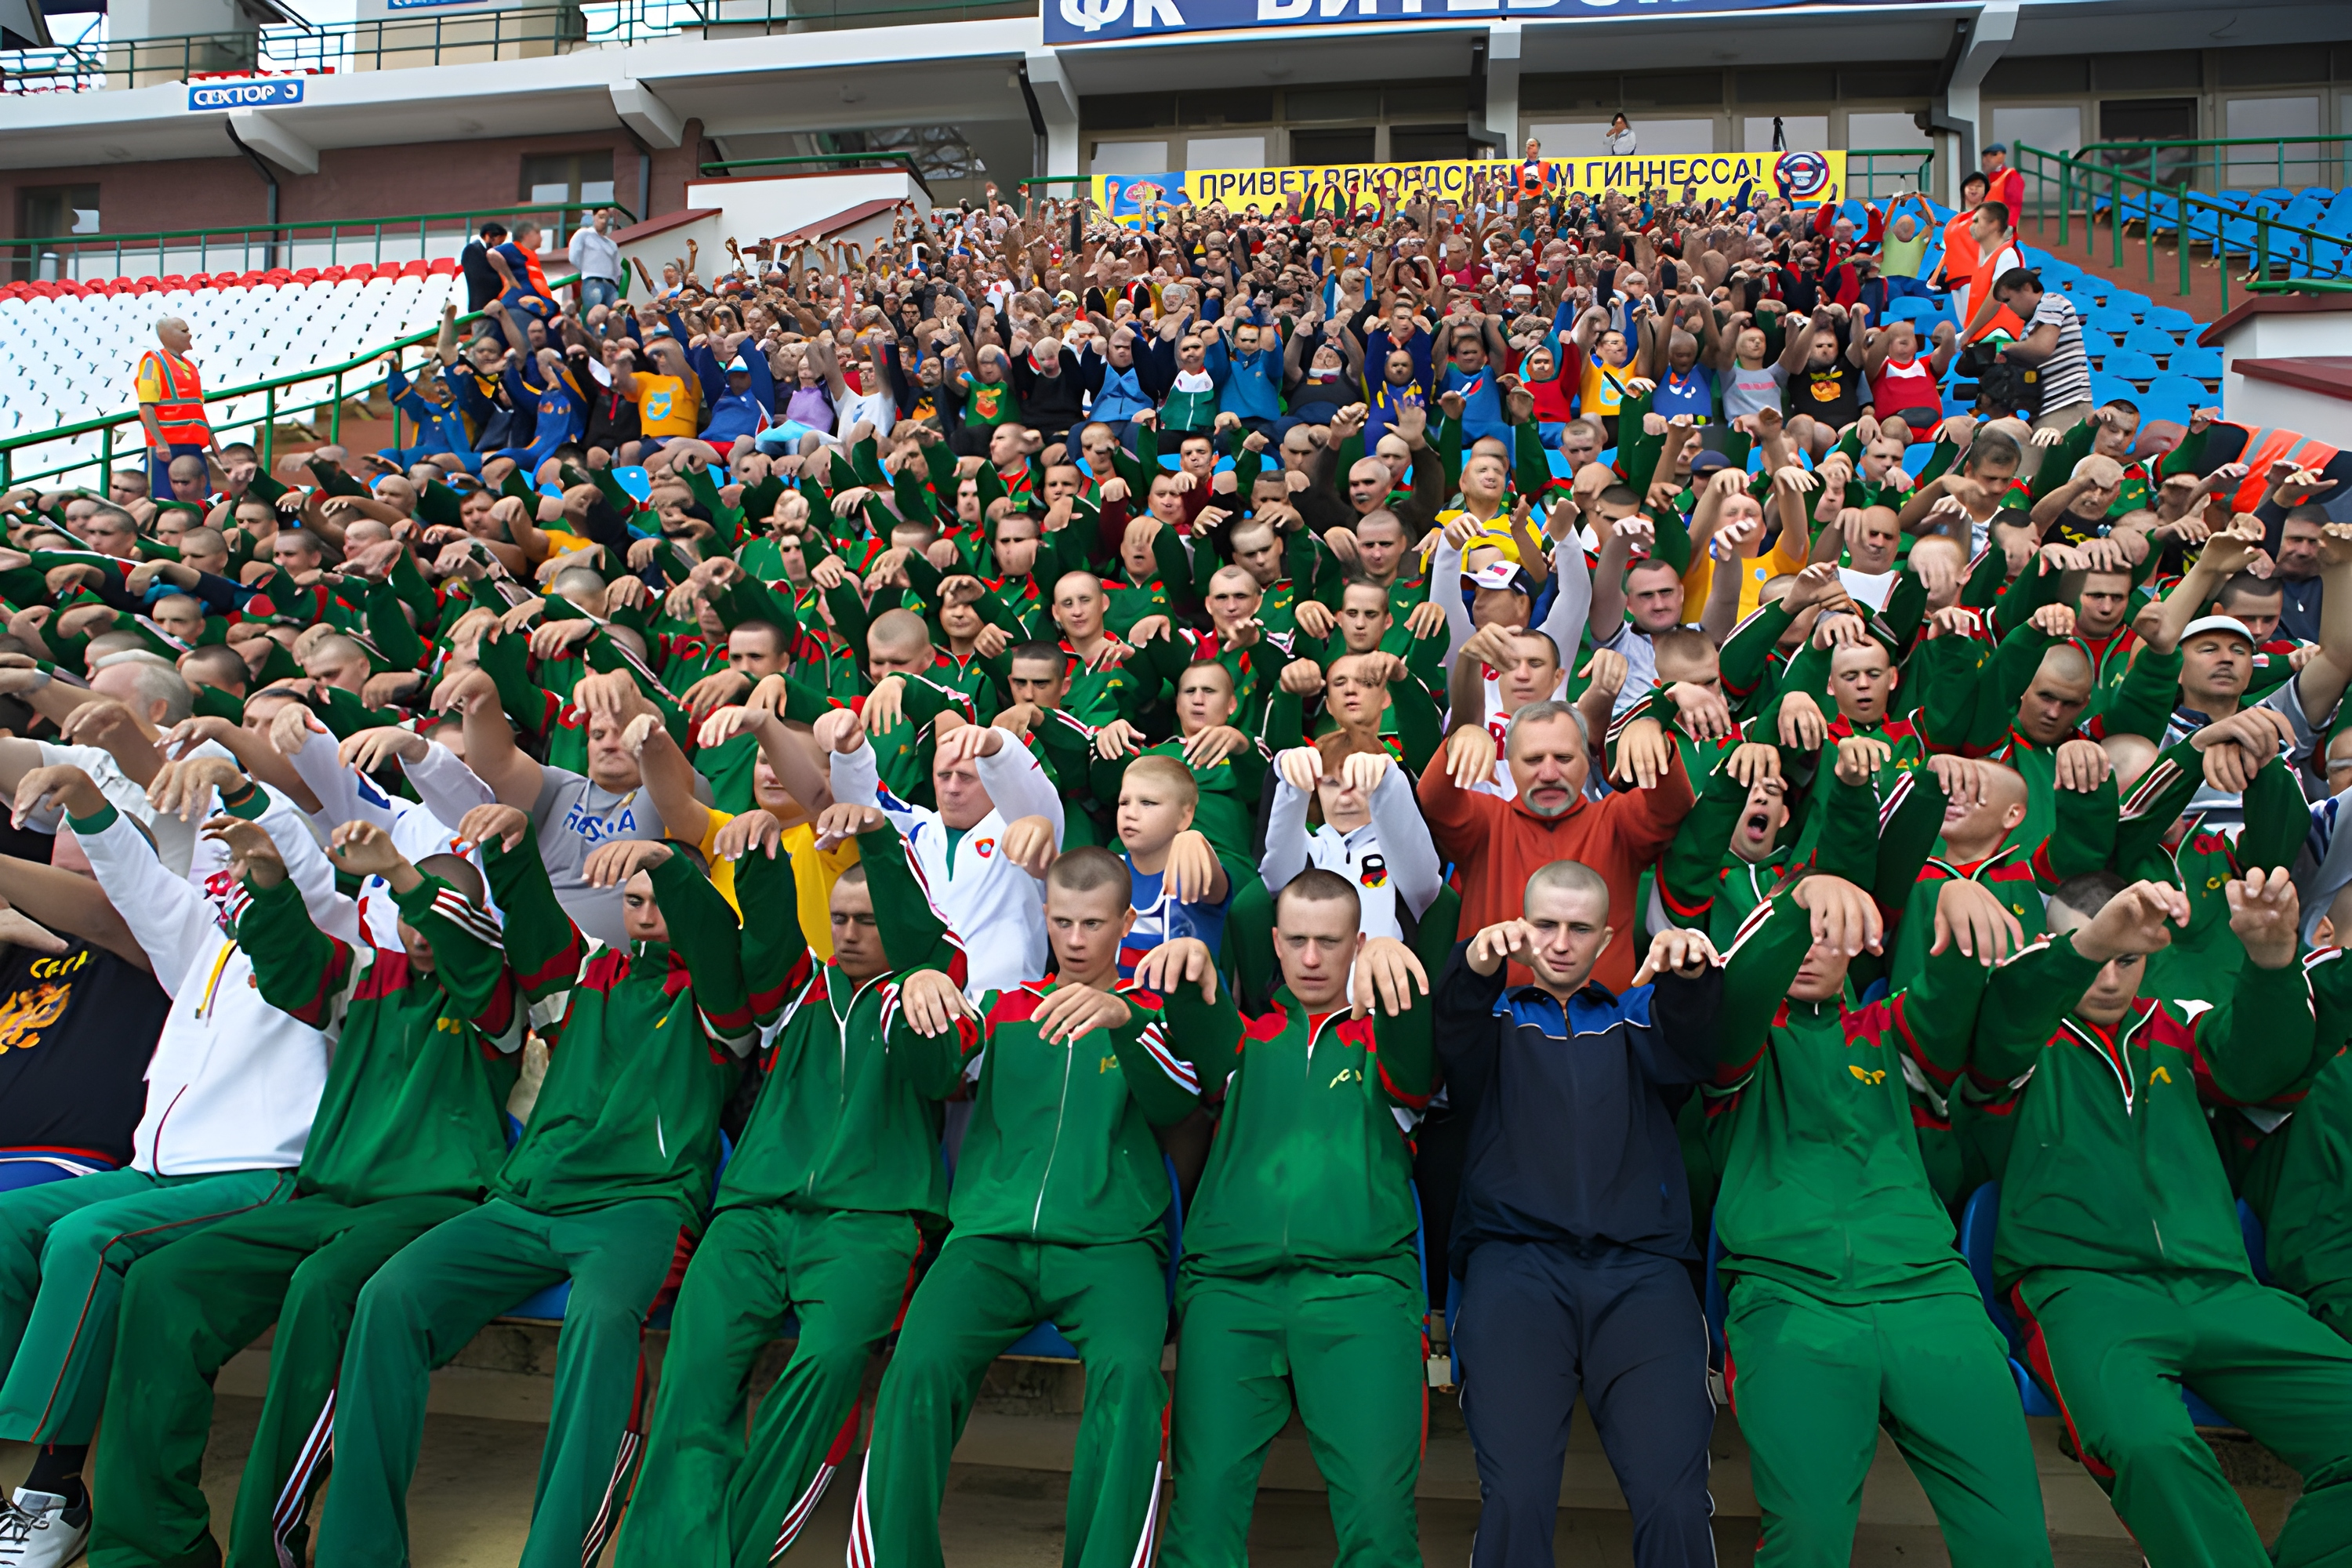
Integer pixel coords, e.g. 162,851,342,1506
0,263,470,486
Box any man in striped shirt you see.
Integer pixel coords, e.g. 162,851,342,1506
1994,270,2093,456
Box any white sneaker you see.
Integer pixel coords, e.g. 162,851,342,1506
0,1489,89,1567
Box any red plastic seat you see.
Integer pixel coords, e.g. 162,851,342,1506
426,256,458,276
401,259,430,277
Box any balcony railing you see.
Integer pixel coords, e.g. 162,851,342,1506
2,202,638,285
0,0,1029,92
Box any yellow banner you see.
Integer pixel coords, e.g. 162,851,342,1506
1092,151,1846,222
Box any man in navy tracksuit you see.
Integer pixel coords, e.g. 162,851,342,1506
1436,859,1724,1568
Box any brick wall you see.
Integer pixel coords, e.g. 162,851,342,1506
2,119,717,241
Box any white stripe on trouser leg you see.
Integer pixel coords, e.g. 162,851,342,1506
770,1461,837,1562
844,1451,875,1568
1127,1458,1164,1568
274,1387,336,1568
583,1428,641,1568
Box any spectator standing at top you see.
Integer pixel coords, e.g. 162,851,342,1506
1981,143,2025,220
1929,172,1991,326
567,209,622,316
459,221,507,314
1515,138,1550,206
134,318,215,498
1959,201,2024,345
1603,114,1638,155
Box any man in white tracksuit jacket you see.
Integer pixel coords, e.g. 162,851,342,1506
0,758,343,1559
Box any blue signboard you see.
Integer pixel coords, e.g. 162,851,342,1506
1047,0,1922,45
187,78,305,109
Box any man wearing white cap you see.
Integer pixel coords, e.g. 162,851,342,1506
2137,522,2352,829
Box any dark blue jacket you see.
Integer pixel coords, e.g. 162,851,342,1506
1436,942,1720,1272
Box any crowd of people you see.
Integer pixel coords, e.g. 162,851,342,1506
0,154,2347,1568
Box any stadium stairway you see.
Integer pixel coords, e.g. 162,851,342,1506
0,261,470,482
114,1309,2290,1563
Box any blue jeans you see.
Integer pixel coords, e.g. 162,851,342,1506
579,277,619,314
1885,275,1937,303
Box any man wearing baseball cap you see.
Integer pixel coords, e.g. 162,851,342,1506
1980,144,2024,222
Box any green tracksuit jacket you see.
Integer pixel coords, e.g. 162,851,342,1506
1709,885,1994,1304
481,838,756,1227
1970,929,2320,1290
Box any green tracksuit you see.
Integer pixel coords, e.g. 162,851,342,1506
314,842,754,1568
858,977,1201,1568
1153,981,1433,1568
1709,887,2050,1568
2230,950,2352,1341
93,873,521,1568
612,827,961,1568
1973,931,2352,1568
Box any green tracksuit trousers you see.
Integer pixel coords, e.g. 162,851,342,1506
1723,1276,2051,1568
2013,1267,2352,1568
87,1192,474,1568
313,1196,687,1568
859,1234,1170,1568
2314,1283,2352,1346
612,1206,922,1568
0,1167,296,1447
1162,1267,1425,1568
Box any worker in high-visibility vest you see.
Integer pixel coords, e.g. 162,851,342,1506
1514,138,1551,207
134,318,216,501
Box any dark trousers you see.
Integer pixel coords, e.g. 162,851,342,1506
1413,1105,1468,1305
1455,1240,1716,1568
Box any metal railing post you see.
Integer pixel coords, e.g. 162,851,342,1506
100,422,111,488
263,386,276,467
2179,185,2190,299
332,368,343,445
2058,156,2071,247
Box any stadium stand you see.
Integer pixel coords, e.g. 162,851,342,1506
0,260,466,483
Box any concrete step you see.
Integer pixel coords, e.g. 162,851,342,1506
164,1323,2296,1561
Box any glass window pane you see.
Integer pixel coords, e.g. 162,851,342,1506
580,181,616,203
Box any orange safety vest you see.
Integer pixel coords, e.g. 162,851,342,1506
1515,158,1550,199
2222,423,2342,511
139,349,211,446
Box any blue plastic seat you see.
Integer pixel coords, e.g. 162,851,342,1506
2121,324,2180,362
2078,326,2118,367
2089,372,2143,410
1003,1155,1189,1360
2086,304,2140,338
2107,290,2153,319
2169,344,2223,381
2100,349,2161,385
2141,305,2197,335
1889,296,1938,324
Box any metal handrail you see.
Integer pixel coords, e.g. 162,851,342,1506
2013,142,2349,312
0,275,579,493
1843,147,1936,202
0,0,1031,92
2071,134,2352,196
3,201,638,284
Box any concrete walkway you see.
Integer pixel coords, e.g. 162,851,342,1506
11,1393,2161,1566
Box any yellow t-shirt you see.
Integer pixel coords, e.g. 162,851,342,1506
1678,518,1812,622
692,811,861,960
1581,358,1631,419
634,372,700,437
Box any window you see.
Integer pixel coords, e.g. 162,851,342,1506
1389,125,1470,162
2100,98,2198,142
517,151,615,207
14,186,98,281
1290,128,1375,166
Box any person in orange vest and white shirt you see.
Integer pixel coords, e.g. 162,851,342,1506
1958,198,2025,346
134,318,216,499
1514,138,1550,209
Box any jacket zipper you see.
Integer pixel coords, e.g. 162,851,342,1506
1032,1033,1074,1235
